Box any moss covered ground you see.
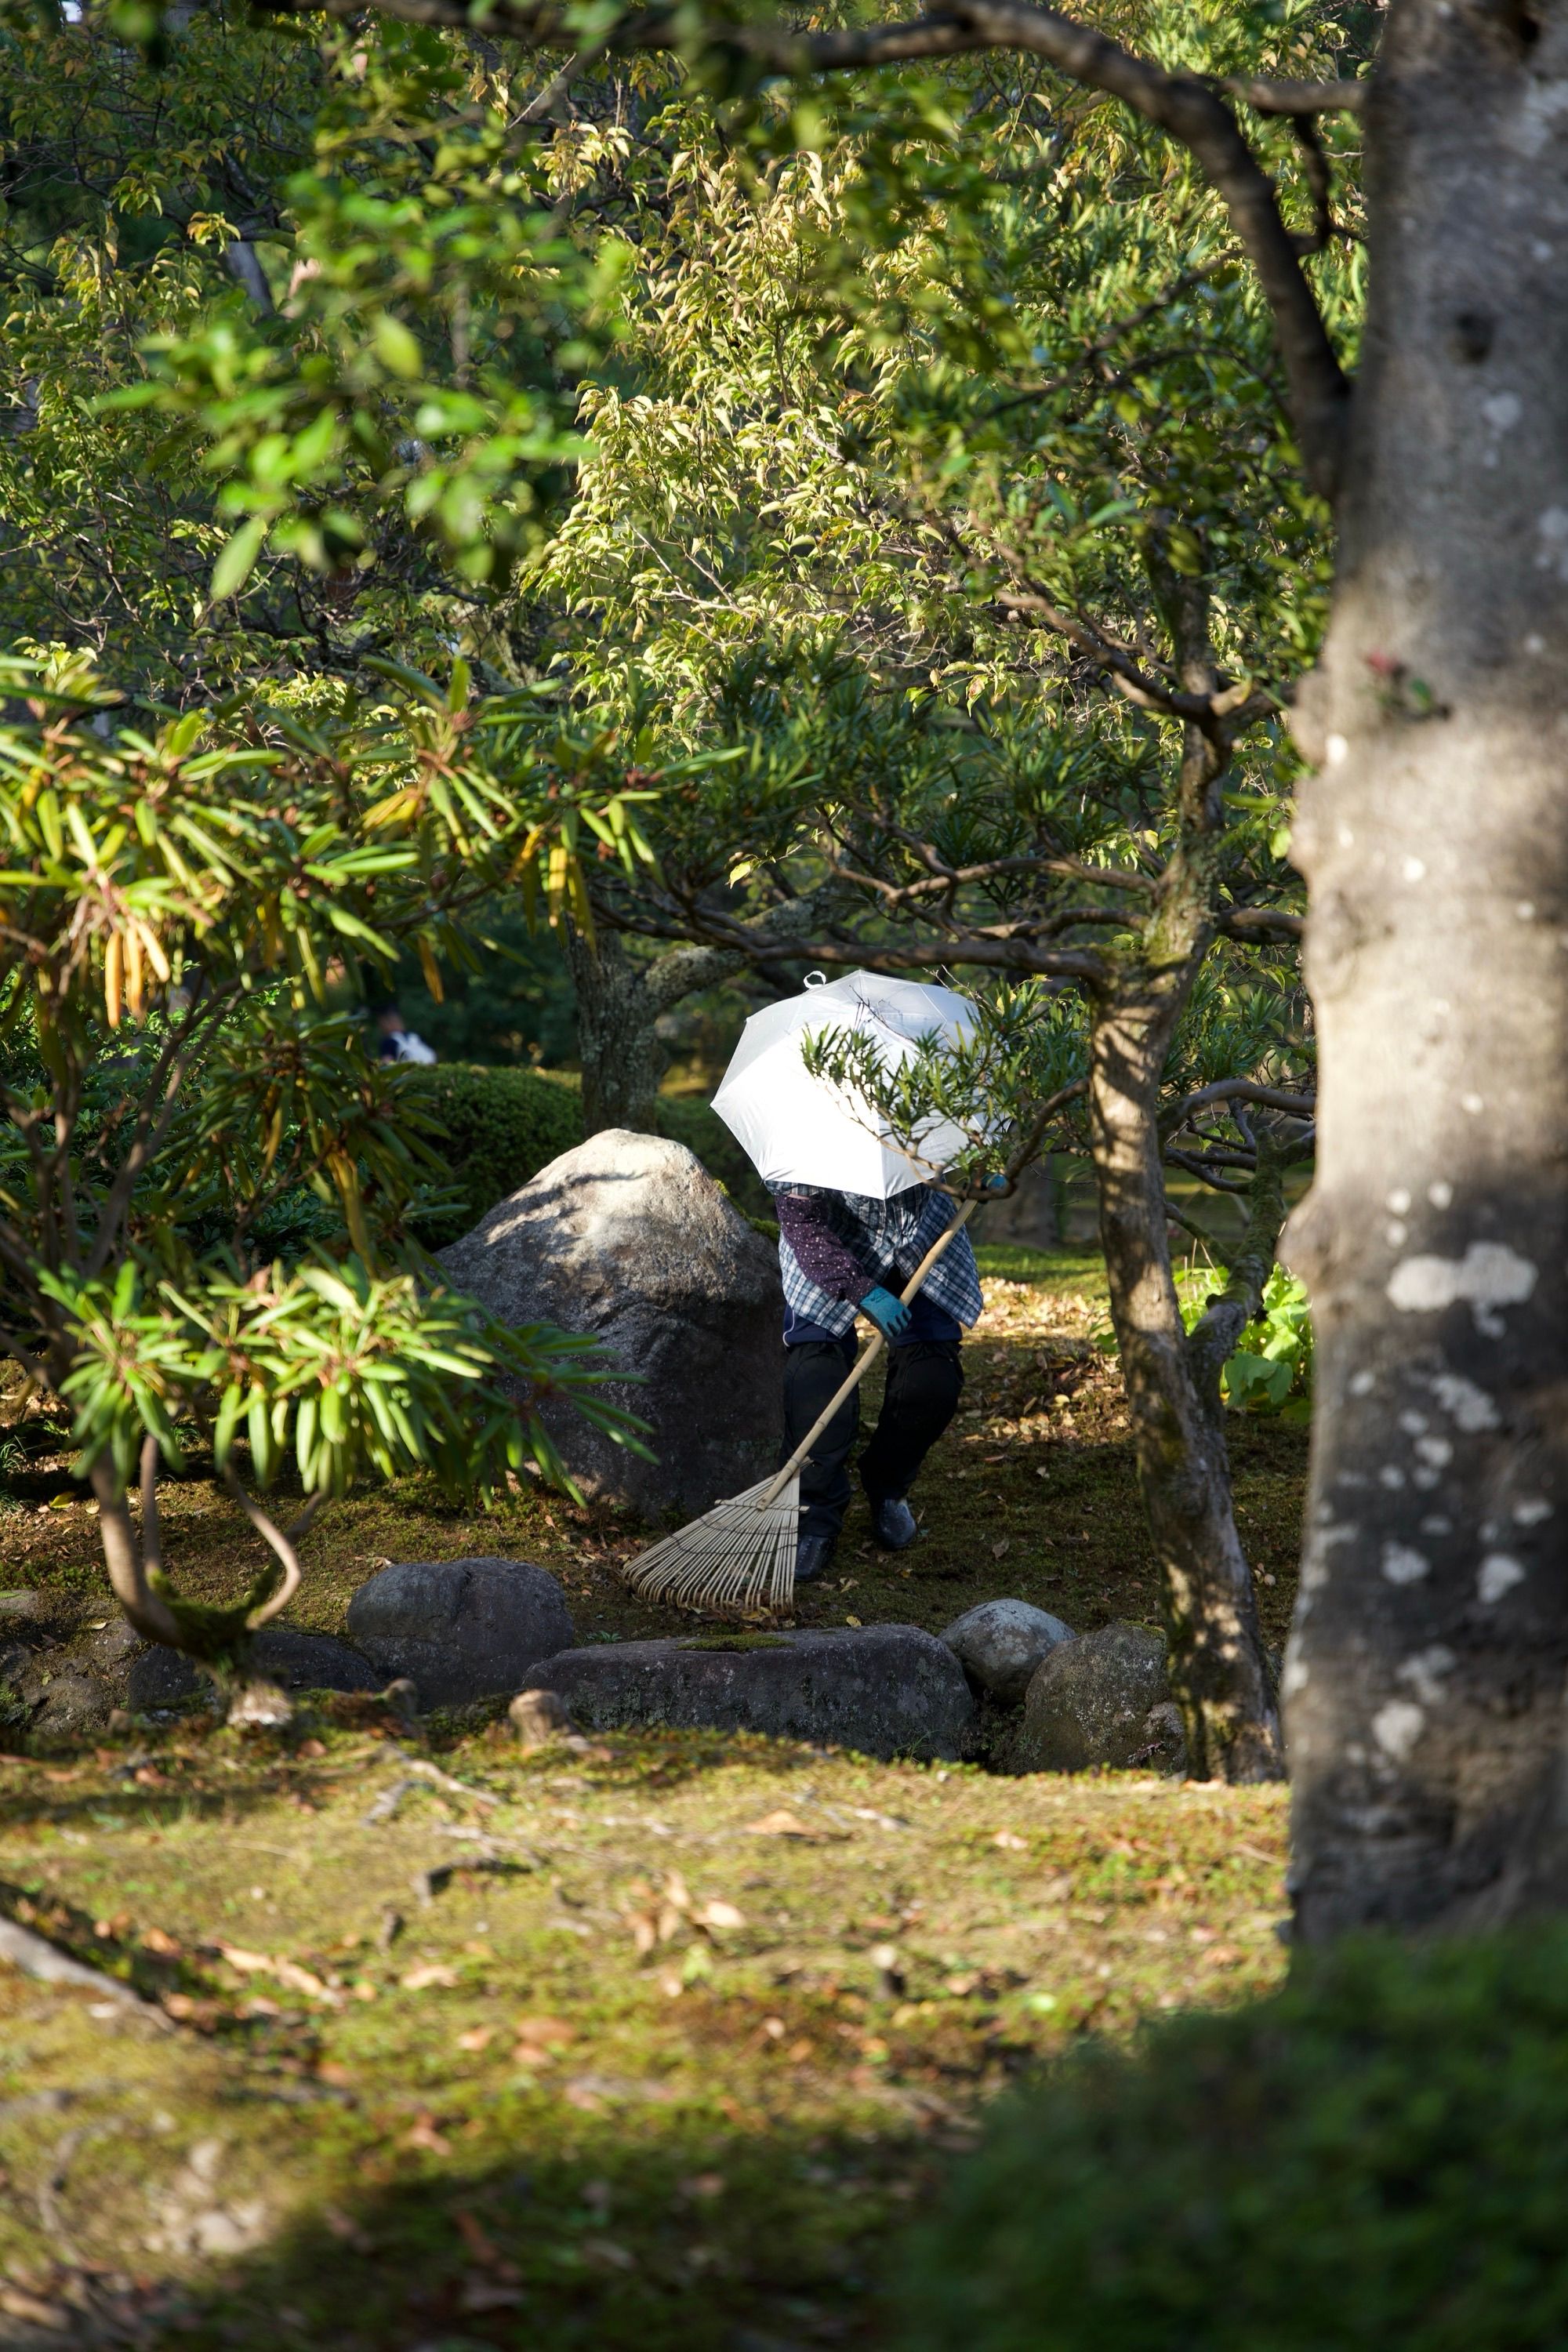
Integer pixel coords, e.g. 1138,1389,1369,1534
0,1256,1307,2347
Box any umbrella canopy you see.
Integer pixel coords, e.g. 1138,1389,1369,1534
712,969,982,1198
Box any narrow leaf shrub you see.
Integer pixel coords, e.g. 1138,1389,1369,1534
898,1929,1568,2352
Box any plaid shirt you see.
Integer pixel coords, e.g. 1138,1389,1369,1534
768,1182,982,1340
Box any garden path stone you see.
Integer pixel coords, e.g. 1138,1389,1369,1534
29,1670,111,1740
528,1624,975,1762
125,1628,380,1713
1014,1621,1181,1773
940,1598,1075,1705
346,1556,574,1708
437,1129,783,1516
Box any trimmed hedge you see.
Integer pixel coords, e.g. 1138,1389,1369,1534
898,1927,1568,2352
401,1064,768,1243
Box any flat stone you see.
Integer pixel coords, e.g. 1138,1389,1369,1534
528,1625,975,1762
437,1130,783,1516
82,1618,144,1671
1014,1621,1176,1773
125,1628,379,1714
0,1592,45,1623
940,1598,1075,1705
30,1671,111,1742
346,1557,574,1708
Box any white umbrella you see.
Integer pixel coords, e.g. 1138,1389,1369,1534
711,969,982,1198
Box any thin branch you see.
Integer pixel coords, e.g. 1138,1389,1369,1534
1221,74,1367,117
1218,906,1304,940
139,1434,164,1578
220,1464,311,1630
1160,1076,1315,1138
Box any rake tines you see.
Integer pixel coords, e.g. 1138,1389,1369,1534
618,1475,800,1616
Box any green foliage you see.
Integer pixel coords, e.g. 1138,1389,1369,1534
398,1062,771,1244
1180,1263,1313,1416
898,1926,1568,2352
0,654,655,1653
398,1063,583,1243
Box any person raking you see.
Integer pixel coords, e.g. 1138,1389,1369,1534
768,1177,982,1582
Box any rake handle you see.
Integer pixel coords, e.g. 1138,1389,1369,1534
757,1197,978,1511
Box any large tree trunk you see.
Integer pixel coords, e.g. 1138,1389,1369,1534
1091,974,1286,1783
1284,0,1568,1932
566,896,831,1136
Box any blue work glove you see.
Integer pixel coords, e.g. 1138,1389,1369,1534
861,1285,912,1339
982,1171,1010,1193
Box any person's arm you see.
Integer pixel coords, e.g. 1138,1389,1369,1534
773,1189,877,1304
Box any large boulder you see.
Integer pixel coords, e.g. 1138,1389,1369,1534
436,1129,783,1516
346,1557,574,1708
1014,1621,1182,1774
941,1598,1075,1706
528,1625,975,1762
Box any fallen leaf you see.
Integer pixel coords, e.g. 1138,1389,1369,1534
140,1926,182,1956
217,1944,337,2002
844,1613,863,1628
692,1899,745,1932
992,1830,1028,1851
584,2238,636,2270
786,2038,815,2063
680,2172,725,2200
514,2013,575,2046
403,2114,451,2155
296,1739,327,1760
400,1963,460,1991
455,2209,502,2265
991,1538,1011,1560
456,2024,495,2053
743,1810,817,1838
461,2277,524,2313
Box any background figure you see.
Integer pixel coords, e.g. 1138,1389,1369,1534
769,1181,982,1581
375,1003,438,1065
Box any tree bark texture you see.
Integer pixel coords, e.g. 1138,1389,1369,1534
566,897,832,1136
1091,974,1286,1784
563,926,670,1134
1286,0,1568,1932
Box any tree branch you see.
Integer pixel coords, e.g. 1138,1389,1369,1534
220,1464,312,1631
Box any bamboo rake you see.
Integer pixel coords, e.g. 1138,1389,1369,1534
618,1199,977,1616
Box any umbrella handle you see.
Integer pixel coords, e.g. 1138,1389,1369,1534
757,1198,978,1510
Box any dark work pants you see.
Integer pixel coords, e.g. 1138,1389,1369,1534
782,1336,964,1544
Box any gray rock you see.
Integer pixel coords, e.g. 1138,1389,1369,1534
1015,1621,1176,1773
31,1671,111,1741
528,1624,975,1762
82,1617,144,1672
0,1591,45,1623
940,1598,1075,1705
346,1557,574,1708
125,1628,379,1714
126,1645,204,1712
437,1129,784,1516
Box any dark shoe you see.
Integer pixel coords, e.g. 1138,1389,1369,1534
794,1534,836,1584
867,1494,920,1551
